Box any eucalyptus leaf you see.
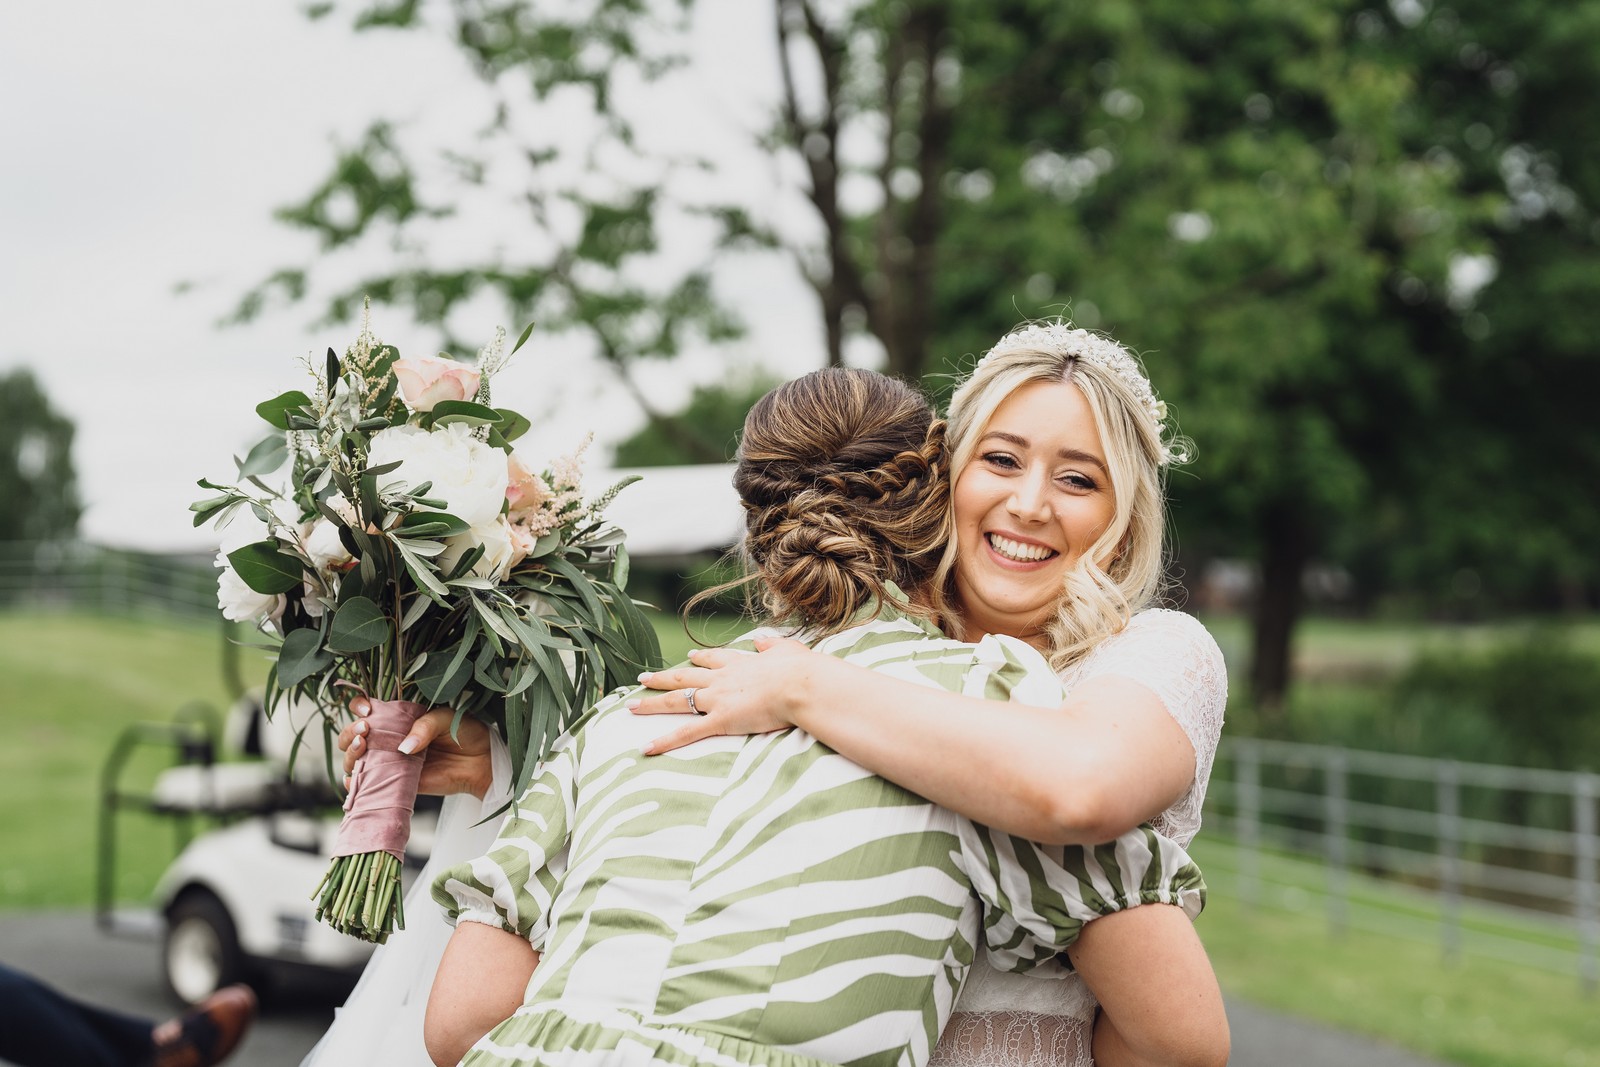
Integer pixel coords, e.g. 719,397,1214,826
495,408,531,442
327,596,392,653
227,541,305,595
522,530,564,561
412,637,473,704
238,434,289,478
256,390,312,430
429,400,502,426
277,627,333,689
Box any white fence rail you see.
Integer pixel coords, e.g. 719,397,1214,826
0,541,218,618
1206,737,1600,990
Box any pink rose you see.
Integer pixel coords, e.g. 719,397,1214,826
505,452,552,514
507,520,542,567
392,355,482,412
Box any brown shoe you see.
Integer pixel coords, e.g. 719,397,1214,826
151,984,258,1067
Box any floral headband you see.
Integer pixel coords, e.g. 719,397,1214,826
979,321,1181,464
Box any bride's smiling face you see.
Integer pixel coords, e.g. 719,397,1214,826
950,379,1116,644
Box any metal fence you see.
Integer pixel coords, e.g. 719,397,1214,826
0,540,218,619
1205,736,1600,991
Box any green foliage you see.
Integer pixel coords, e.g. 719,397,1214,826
1223,620,1600,773
0,369,81,543
236,0,743,371
611,372,779,467
1390,630,1600,771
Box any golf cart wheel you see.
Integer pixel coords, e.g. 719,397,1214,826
163,889,246,1006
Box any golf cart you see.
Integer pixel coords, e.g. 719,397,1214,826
98,689,438,1006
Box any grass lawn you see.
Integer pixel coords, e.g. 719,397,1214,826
0,612,254,907
1192,836,1600,1067
0,606,745,910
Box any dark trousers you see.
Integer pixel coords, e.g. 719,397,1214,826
0,962,153,1067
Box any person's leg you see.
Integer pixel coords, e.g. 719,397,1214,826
0,962,154,1067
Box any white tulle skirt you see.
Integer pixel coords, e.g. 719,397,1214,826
299,741,512,1067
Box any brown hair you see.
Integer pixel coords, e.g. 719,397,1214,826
691,368,949,635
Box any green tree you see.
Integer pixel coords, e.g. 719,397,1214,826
612,373,779,467
1362,0,1600,615
234,0,755,463
773,0,1485,708
0,369,81,542
244,0,1600,710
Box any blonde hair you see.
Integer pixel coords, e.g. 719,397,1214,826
689,368,950,636
932,325,1188,669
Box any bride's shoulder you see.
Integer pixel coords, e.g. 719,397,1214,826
1111,608,1223,659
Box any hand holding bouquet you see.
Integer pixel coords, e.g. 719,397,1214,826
192,306,661,942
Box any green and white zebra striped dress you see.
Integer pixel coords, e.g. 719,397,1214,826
433,601,1205,1067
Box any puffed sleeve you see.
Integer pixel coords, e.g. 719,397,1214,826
430,727,580,950
961,822,1207,974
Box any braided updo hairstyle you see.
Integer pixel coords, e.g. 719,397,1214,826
694,368,949,636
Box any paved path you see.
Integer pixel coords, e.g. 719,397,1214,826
0,911,1454,1066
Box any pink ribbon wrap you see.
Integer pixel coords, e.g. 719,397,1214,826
330,698,427,862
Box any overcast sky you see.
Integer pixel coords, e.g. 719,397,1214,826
0,1,824,551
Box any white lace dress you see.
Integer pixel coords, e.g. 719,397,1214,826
931,609,1228,1067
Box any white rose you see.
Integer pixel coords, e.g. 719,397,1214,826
215,551,287,625
301,578,329,619
304,518,353,575
439,518,516,582
367,423,508,528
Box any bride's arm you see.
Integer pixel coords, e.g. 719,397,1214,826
425,923,539,1067
1068,905,1229,1067
632,644,1193,845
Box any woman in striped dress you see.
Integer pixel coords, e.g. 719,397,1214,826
424,368,1209,1067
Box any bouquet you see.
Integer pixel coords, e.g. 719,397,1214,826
192,306,662,942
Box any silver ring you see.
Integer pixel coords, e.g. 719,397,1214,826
684,688,705,715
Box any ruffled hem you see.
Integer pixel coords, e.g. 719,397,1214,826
462,1006,843,1067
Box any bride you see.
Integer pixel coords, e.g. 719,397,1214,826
311,321,1229,1066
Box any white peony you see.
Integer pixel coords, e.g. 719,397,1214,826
215,551,287,625
304,518,353,575
439,517,517,582
367,423,508,528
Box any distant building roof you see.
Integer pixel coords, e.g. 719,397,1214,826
596,463,742,558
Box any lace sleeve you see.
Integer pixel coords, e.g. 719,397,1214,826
1070,610,1227,845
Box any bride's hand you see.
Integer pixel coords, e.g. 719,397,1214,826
628,636,814,755
339,699,495,800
